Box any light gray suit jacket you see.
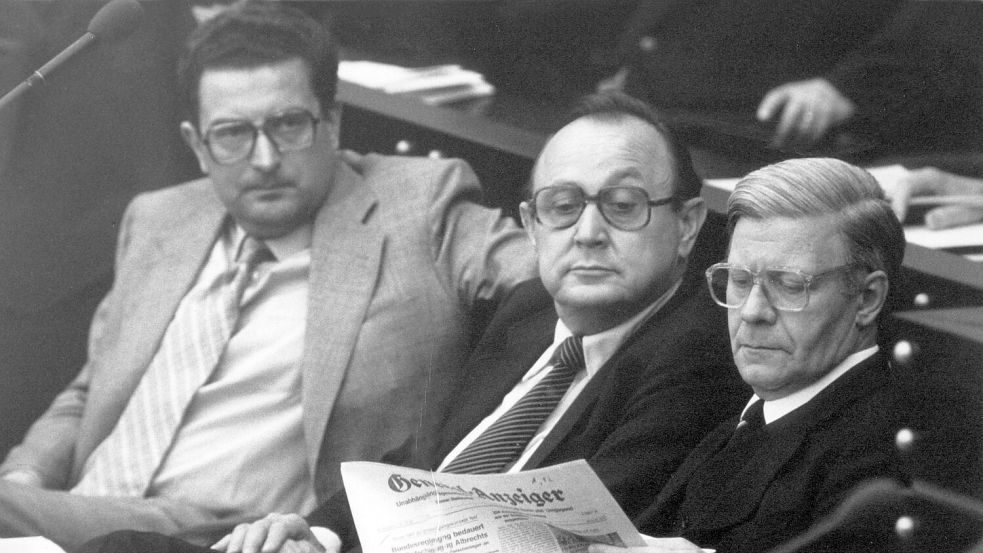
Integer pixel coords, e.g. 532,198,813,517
0,151,535,511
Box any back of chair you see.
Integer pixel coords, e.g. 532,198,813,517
767,478,983,553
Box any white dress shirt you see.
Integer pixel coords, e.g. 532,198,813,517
740,345,880,425
148,224,316,517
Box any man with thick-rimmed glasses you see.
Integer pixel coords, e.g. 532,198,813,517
0,3,535,549
592,157,912,553
80,91,747,553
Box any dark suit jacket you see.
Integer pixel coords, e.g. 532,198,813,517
310,276,749,549
634,353,910,553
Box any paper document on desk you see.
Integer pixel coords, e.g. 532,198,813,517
341,460,645,553
905,222,983,252
0,537,66,552
339,60,495,106
864,164,909,198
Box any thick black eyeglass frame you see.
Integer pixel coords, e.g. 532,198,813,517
530,185,677,231
200,108,321,165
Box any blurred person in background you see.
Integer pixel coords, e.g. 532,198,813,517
598,0,981,155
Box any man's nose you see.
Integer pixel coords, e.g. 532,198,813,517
573,203,610,246
739,283,777,324
249,131,281,171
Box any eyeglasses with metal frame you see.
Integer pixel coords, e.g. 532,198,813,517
201,108,320,165
530,185,676,231
705,262,861,312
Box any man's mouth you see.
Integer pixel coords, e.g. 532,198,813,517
247,180,290,191
740,344,785,353
568,265,614,274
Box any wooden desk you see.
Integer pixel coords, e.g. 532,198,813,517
895,306,983,345
888,307,983,496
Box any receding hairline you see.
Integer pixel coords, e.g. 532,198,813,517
530,113,678,194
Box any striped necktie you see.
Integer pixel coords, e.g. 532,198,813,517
443,335,585,474
72,236,271,496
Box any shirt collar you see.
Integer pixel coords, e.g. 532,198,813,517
551,278,684,377
230,223,313,262
742,345,879,424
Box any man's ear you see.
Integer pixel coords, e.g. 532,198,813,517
323,105,341,150
519,201,537,248
180,121,210,175
675,197,708,259
856,270,889,328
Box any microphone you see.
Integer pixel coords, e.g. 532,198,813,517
0,0,145,113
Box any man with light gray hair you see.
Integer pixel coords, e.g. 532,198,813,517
594,157,913,553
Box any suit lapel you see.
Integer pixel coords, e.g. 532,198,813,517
301,161,383,468
692,354,892,531
433,305,556,466
125,183,226,367
74,181,226,480
647,416,735,522
101,180,225,393
693,427,805,529
524,279,700,468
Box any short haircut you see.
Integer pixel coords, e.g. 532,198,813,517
541,91,702,202
178,1,339,124
728,157,905,313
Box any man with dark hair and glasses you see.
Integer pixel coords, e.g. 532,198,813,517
0,3,535,549
591,157,912,553
81,91,746,553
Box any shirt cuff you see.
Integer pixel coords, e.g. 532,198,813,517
310,526,342,552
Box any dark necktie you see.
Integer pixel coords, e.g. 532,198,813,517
728,399,765,447
443,335,585,474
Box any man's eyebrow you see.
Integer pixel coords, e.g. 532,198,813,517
543,169,662,191
603,168,649,186
205,117,251,127
544,179,583,189
613,166,677,191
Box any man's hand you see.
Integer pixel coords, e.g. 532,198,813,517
211,513,331,553
889,166,983,228
589,536,710,553
757,78,856,149
0,469,44,487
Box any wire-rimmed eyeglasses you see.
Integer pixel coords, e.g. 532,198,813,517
530,185,676,231
705,262,860,312
201,108,320,165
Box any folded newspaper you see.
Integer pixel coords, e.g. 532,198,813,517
341,460,646,553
